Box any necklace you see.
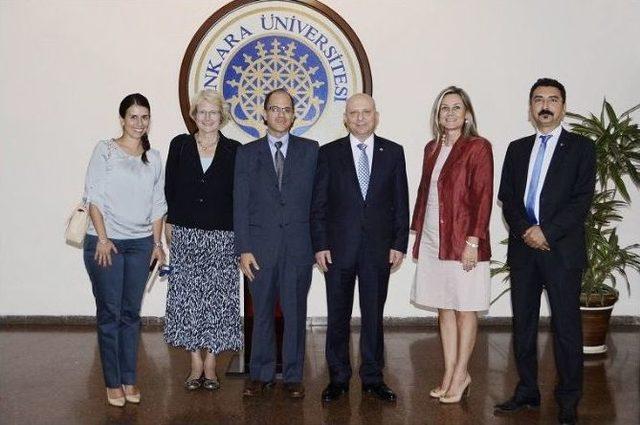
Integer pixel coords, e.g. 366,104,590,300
196,134,218,151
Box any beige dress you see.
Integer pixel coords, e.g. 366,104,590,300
410,144,491,311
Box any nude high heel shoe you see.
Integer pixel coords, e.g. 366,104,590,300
439,376,471,404
123,385,141,404
429,387,448,398
106,389,125,407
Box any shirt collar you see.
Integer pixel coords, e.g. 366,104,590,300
536,124,563,142
349,133,374,148
267,132,289,147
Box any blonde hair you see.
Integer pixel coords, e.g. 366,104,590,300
430,86,479,141
189,89,231,127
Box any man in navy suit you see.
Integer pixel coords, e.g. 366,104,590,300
234,88,318,399
311,93,409,402
495,79,596,425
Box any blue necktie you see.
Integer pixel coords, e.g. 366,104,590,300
356,143,370,199
525,134,552,224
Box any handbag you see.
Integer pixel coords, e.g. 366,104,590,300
65,202,90,247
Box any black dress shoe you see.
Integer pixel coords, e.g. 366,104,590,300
284,382,305,399
558,405,577,424
322,382,349,402
362,382,397,402
494,396,540,414
242,380,275,397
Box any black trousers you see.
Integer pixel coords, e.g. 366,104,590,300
509,250,583,408
324,247,391,385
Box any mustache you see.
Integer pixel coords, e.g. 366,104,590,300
538,109,554,116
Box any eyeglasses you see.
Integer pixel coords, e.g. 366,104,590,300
197,110,221,118
267,105,294,115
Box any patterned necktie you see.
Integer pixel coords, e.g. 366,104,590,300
525,134,552,224
274,141,284,190
356,143,370,199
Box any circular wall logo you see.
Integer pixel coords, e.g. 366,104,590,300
179,0,372,142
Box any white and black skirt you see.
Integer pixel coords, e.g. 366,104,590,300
164,225,243,354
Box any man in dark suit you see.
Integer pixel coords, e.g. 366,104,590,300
234,88,318,399
311,93,409,402
495,78,596,425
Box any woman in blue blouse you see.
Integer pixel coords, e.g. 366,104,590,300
83,93,167,407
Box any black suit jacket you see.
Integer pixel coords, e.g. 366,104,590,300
310,135,410,267
165,132,241,231
233,134,319,268
498,128,596,269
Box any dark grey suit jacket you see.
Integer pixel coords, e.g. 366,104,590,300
498,128,596,269
234,134,319,268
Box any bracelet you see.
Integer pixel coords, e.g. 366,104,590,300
465,240,479,248
154,241,163,248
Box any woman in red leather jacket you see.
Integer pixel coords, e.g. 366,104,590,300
410,86,493,404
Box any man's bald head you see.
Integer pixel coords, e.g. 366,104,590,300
344,93,379,141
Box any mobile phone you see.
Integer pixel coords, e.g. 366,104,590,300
149,258,158,272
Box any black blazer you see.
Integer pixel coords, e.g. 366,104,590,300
233,134,319,267
165,132,241,231
498,128,596,269
310,135,410,267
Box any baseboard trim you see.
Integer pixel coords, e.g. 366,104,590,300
1,315,639,327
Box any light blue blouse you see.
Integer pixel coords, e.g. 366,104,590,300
83,139,167,239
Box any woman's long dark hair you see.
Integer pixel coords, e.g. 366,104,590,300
119,93,151,164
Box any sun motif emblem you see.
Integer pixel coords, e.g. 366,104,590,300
223,36,329,138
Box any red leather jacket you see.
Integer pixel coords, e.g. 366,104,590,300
411,136,493,261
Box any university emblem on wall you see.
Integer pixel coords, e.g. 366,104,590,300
179,0,372,142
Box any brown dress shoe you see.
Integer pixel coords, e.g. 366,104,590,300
284,382,305,399
243,380,274,397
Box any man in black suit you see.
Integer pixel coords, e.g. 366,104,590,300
311,93,409,402
495,78,596,425
234,88,318,399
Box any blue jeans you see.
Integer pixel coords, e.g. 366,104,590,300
83,234,153,388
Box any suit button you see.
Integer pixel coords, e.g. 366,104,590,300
440,219,444,224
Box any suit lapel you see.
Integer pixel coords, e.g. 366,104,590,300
518,135,537,195
367,136,385,201
338,136,364,202
540,128,570,195
257,136,279,193
282,134,300,186
438,137,466,181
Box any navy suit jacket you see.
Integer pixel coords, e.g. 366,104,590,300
234,134,319,268
498,128,596,269
310,135,410,267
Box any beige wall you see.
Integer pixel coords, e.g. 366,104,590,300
1,0,639,318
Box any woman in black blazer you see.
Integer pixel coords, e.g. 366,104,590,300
164,89,242,391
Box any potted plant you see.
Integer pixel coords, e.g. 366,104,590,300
492,100,640,354
567,100,640,353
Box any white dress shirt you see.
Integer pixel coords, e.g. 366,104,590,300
523,124,563,222
349,133,374,171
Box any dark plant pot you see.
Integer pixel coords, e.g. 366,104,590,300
580,292,618,354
